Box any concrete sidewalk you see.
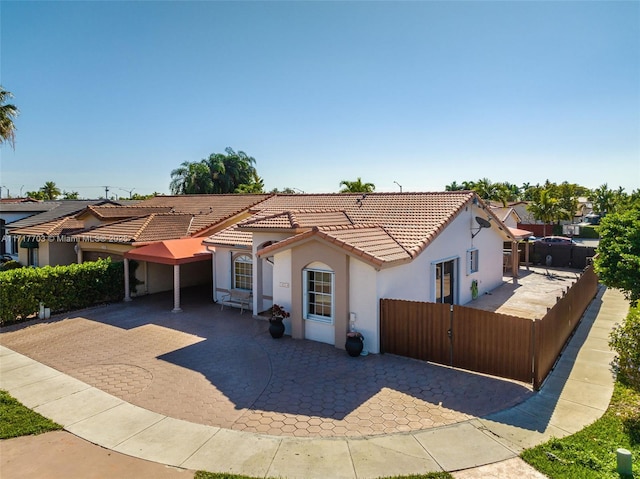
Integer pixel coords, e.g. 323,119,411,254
0,287,628,478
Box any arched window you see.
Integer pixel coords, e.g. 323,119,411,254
233,254,252,291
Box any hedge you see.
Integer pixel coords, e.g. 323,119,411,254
579,225,600,239
0,259,124,326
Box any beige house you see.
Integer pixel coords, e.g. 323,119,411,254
204,192,525,353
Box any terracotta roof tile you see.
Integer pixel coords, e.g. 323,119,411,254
240,209,353,230
67,194,272,244
75,214,193,243
243,192,479,263
77,205,173,219
201,225,253,248
11,217,86,236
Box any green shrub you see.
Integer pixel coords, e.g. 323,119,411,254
0,259,124,326
579,225,600,239
610,306,640,391
0,260,22,271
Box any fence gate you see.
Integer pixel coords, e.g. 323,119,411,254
380,299,534,384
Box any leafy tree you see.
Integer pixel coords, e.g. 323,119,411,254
553,182,580,222
0,87,19,149
594,208,640,306
339,177,375,193
39,181,61,200
62,191,79,199
25,190,45,200
609,306,640,390
170,161,212,194
170,148,257,194
590,183,615,216
270,187,298,194
445,181,464,191
235,171,264,193
527,189,562,236
128,192,157,200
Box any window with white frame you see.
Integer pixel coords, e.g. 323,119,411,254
303,268,334,323
233,254,252,290
467,248,479,274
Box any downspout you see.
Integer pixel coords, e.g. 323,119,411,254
206,245,217,302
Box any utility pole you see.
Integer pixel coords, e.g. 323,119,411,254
104,186,110,199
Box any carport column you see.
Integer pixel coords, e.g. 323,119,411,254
172,264,182,312
511,241,519,277
124,258,131,302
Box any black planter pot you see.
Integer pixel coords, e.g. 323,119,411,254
345,334,364,357
269,318,285,338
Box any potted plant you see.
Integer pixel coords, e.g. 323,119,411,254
345,331,364,357
269,304,289,338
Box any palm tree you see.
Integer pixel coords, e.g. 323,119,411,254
527,189,561,236
0,87,19,149
170,161,213,194
339,177,375,193
204,148,257,194
235,171,265,193
170,148,258,195
445,181,463,191
39,181,61,200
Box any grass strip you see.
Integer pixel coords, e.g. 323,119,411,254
521,381,639,478
0,390,62,439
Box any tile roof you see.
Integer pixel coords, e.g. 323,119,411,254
75,214,195,244
257,224,412,267
5,200,119,229
64,194,272,245
245,192,481,264
200,225,253,248
10,217,86,237
206,192,512,267
77,205,173,220
240,210,353,231
139,194,271,216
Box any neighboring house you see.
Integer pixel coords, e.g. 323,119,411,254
204,192,516,354
70,194,272,301
489,205,521,229
6,199,120,266
0,198,58,257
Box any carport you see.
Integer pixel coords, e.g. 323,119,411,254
123,237,212,312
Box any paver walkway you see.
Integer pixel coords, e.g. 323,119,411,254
0,285,532,438
0,282,628,478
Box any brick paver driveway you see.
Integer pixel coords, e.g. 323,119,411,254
0,287,532,437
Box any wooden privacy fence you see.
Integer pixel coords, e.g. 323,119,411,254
380,266,599,389
534,265,599,388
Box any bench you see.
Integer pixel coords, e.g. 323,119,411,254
220,289,252,314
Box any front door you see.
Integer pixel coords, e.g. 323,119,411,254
435,259,455,304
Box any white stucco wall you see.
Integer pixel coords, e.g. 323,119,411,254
348,258,379,353
377,202,506,306
271,249,293,335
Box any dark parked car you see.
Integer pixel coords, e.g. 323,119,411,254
534,236,577,245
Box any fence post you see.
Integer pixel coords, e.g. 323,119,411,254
532,319,539,390
448,304,454,367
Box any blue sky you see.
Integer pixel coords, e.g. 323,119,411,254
1,1,638,199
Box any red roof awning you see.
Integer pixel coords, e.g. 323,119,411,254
508,227,534,240
124,237,211,265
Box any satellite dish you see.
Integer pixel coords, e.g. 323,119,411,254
475,216,492,229
471,216,492,238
